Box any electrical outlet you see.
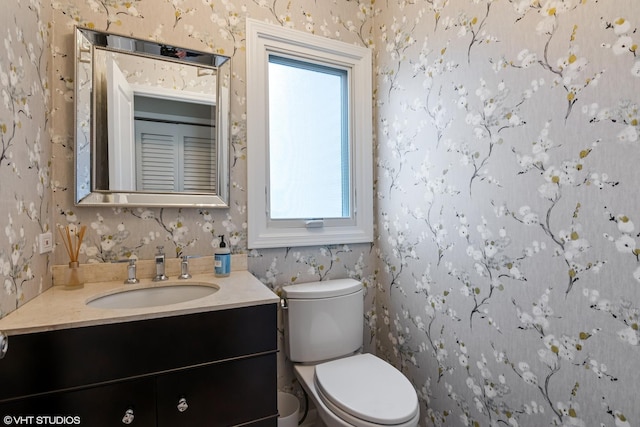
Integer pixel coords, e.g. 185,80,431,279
39,232,53,254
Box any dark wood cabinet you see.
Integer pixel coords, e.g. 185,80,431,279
0,304,278,426
0,377,157,427
156,353,276,426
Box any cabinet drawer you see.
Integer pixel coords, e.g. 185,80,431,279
0,304,277,401
0,378,156,427
156,353,277,427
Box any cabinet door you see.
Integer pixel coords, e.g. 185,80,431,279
0,305,277,403
156,353,277,427
0,378,156,427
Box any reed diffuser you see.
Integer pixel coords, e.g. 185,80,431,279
58,224,87,289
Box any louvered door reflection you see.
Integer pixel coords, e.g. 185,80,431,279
135,121,215,192
183,135,216,192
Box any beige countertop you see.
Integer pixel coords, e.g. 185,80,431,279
0,270,279,336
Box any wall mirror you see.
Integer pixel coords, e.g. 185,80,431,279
74,27,231,207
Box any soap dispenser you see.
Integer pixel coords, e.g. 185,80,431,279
214,235,231,277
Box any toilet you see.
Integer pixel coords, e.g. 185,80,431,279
282,279,419,427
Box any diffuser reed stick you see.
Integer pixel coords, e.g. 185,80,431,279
58,224,86,289
58,224,86,263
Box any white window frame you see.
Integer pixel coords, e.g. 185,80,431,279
246,18,373,249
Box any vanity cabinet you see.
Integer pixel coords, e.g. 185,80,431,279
156,353,274,426
0,377,157,427
0,304,277,426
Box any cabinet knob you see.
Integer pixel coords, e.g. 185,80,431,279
0,331,7,359
177,397,189,413
121,409,134,424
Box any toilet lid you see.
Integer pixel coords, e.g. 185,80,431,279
314,354,419,425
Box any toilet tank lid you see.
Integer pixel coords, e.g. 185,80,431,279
283,279,362,299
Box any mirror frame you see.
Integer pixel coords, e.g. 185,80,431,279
74,26,231,208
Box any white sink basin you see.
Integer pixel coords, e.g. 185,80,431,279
87,282,219,309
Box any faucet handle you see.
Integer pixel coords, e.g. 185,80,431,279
123,259,139,284
179,255,192,280
178,255,202,279
111,259,140,284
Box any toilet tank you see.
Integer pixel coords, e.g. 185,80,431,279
283,279,364,363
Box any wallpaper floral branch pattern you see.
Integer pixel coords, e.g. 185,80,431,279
0,1,51,316
2,0,639,426
376,1,638,426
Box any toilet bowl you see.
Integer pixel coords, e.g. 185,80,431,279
295,354,419,427
282,279,420,427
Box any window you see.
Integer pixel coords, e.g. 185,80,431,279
246,19,373,248
268,56,349,220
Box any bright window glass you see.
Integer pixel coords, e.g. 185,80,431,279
267,56,350,220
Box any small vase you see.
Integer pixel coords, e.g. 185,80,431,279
64,261,85,290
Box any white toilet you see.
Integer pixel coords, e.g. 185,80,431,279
282,279,419,427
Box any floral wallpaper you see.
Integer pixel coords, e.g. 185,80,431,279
0,1,52,318
2,0,640,426
375,1,639,426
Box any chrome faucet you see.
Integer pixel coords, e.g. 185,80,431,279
152,246,168,282
179,255,192,279
178,255,201,279
124,259,139,284
114,258,139,284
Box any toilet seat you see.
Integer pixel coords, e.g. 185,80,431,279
314,353,419,426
